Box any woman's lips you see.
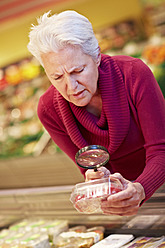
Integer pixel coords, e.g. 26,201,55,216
72,89,85,99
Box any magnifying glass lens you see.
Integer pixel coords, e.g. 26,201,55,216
75,145,110,170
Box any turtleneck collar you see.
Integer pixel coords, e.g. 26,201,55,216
56,54,130,155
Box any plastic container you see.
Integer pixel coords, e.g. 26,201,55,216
70,177,123,214
41,220,68,243
53,225,104,248
91,234,134,248
20,232,50,248
122,236,165,248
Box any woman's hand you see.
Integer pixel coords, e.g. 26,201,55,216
85,166,110,181
101,173,145,216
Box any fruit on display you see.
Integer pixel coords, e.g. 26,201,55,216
0,69,8,90
0,57,51,159
95,19,146,53
142,43,165,65
142,42,165,96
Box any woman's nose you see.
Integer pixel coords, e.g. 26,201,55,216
66,75,78,91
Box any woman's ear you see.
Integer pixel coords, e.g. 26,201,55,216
96,46,101,66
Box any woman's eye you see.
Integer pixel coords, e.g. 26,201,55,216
76,68,84,73
54,75,62,80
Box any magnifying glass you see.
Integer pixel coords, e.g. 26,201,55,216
75,145,110,171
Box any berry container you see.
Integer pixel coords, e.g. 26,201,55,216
70,177,123,214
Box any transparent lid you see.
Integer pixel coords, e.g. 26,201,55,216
70,177,123,214
72,177,122,194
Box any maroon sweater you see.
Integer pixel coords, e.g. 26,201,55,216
38,54,165,202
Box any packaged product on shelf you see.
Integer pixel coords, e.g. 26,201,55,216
20,232,50,248
1,228,50,247
90,234,134,248
8,219,68,247
70,177,123,214
10,219,68,241
1,244,26,248
10,219,48,232
2,230,29,247
41,220,68,242
157,240,165,248
54,234,94,248
122,236,165,248
69,226,87,233
86,226,105,241
53,225,104,248
0,229,11,245
9,219,31,232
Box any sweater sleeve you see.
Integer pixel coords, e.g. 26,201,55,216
37,91,86,176
132,59,165,201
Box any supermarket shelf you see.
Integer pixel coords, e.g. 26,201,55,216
0,153,84,189
0,182,164,236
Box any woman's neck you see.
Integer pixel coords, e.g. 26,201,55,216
86,91,102,117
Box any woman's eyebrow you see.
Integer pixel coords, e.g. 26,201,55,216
67,65,84,73
50,65,84,77
50,72,63,77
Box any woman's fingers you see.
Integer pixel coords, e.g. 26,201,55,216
101,176,145,216
85,166,110,181
85,169,104,181
109,173,129,189
102,204,139,216
101,195,140,216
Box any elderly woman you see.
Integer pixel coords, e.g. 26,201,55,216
28,10,165,216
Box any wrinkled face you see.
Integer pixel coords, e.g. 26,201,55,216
41,45,101,107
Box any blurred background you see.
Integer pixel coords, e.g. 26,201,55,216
1,0,165,171
0,0,165,241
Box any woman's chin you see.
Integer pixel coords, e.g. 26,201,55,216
70,94,91,107
72,100,88,107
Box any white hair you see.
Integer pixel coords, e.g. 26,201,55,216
27,10,100,67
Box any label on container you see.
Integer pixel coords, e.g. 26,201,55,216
91,234,134,248
123,236,165,248
157,241,165,247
